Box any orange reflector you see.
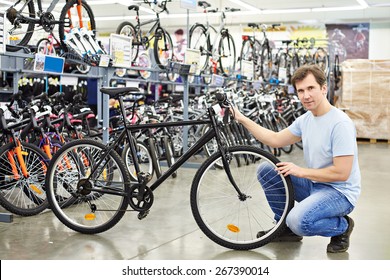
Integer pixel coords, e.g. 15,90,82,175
227,224,240,233
85,213,96,220
29,185,42,194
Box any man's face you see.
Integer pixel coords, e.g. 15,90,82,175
295,73,327,113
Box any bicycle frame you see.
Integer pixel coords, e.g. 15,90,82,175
203,11,227,61
136,17,162,48
87,94,244,198
11,0,61,24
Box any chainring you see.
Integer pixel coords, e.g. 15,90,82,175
40,12,55,32
127,184,154,212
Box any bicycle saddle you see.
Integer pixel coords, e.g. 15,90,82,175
100,87,141,99
128,5,139,11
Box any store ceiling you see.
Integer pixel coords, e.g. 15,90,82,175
0,0,390,34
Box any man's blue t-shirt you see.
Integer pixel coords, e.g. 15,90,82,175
288,107,361,206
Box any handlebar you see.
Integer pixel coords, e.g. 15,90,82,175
198,1,211,9
143,0,170,14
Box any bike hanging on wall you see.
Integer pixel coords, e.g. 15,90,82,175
5,0,96,52
115,0,175,80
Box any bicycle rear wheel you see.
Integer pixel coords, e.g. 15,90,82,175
0,142,49,216
116,21,139,62
5,0,35,50
191,145,294,250
46,139,130,234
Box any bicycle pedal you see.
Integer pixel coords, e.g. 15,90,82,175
137,210,149,220
63,20,71,28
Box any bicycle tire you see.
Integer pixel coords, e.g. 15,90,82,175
0,141,49,216
36,38,57,56
153,27,174,70
314,47,329,75
276,52,287,82
5,0,35,50
270,115,293,154
239,39,255,79
189,24,210,72
191,145,294,250
290,53,300,80
58,0,96,48
121,140,153,181
334,54,340,80
218,32,236,76
46,139,130,234
260,45,273,81
116,21,139,62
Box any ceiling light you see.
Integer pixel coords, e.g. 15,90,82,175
262,8,311,14
312,6,365,12
227,0,261,12
0,0,14,5
356,0,369,8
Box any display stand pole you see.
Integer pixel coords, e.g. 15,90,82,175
99,67,115,144
182,9,191,153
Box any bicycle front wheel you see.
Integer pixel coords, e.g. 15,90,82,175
153,28,174,70
218,33,236,75
58,0,96,45
314,47,329,75
122,140,153,181
36,38,57,56
46,139,131,234
191,145,294,250
189,24,210,72
0,142,49,216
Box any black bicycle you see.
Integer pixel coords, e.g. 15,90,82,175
45,86,294,250
116,0,174,71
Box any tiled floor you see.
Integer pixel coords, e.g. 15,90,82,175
1,143,389,260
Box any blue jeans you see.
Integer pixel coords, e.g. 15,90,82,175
257,162,354,237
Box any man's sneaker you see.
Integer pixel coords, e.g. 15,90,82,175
327,216,354,253
257,227,303,242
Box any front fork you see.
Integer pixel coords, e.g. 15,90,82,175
208,107,247,200
7,140,29,179
67,0,84,29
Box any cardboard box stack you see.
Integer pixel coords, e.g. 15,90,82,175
340,59,390,140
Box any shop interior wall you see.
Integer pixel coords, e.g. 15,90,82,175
163,20,390,61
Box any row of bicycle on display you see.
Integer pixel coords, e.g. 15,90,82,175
5,0,330,85
0,82,300,250
0,82,302,216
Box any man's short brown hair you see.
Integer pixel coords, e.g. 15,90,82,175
291,65,327,90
